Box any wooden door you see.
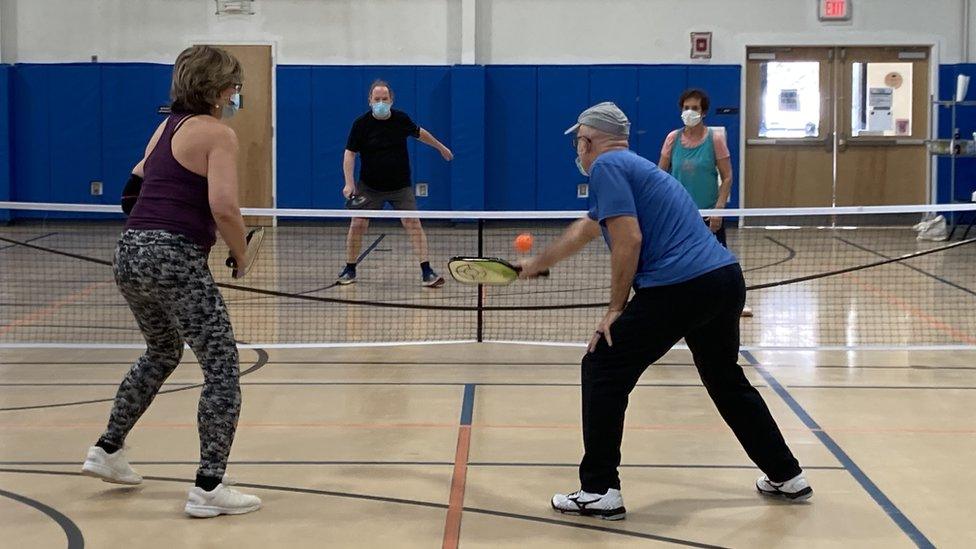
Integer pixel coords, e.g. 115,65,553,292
835,46,929,205
203,44,274,224
745,47,835,207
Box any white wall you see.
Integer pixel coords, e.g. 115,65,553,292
1,0,455,64
1,0,975,66
481,0,970,65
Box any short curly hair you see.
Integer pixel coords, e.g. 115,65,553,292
170,45,243,115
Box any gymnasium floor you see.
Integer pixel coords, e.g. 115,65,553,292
1,220,975,547
1,345,974,548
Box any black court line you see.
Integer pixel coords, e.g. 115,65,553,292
0,468,728,548
0,381,763,389
741,351,935,548
4,359,974,371
5,380,974,391
0,460,845,470
0,460,456,467
0,360,698,367
0,487,84,549
467,462,846,470
225,233,387,304
836,236,976,298
460,507,730,548
746,236,976,292
742,236,796,274
0,232,58,252
0,349,268,412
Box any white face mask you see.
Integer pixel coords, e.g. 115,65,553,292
681,109,702,127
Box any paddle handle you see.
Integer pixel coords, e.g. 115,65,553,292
513,265,550,277
226,228,259,275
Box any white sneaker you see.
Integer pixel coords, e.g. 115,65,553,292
756,473,813,501
81,446,142,485
551,488,626,520
741,304,754,317
185,484,262,518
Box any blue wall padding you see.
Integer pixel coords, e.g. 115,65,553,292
310,66,364,209
11,63,170,219
50,65,101,204
449,65,485,210
536,66,589,210
414,66,452,210
635,66,687,163
0,66,11,222
12,64,52,204
101,64,171,207
485,66,538,210
275,65,313,208
937,64,976,203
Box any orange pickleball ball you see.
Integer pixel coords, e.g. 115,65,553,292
514,233,534,253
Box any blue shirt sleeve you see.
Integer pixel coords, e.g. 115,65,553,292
589,159,637,223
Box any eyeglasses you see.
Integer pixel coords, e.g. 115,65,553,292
572,135,592,149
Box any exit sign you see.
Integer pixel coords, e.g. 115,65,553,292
819,0,851,21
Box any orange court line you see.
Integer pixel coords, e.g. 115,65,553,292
442,426,471,549
0,281,113,336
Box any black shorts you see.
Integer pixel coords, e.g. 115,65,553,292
352,183,417,210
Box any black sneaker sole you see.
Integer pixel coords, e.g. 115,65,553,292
551,502,627,521
757,485,813,502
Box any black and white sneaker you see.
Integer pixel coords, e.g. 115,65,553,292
422,271,445,288
551,488,626,520
336,265,357,285
756,473,813,502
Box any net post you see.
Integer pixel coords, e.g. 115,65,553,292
476,218,485,342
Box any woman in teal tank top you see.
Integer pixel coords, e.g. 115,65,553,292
658,88,733,245
659,89,752,316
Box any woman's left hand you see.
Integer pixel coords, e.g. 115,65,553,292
708,214,722,233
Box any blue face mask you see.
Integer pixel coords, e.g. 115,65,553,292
371,101,391,118
575,156,589,177
221,93,241,120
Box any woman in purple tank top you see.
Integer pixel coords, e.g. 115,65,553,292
80,45,261,518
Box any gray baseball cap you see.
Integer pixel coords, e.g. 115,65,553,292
564,101,630,136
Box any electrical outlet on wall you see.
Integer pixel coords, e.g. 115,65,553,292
415,183,429,197
90,181,103,196
577,183,589,198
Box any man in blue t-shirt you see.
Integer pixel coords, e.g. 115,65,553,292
520,102,811,520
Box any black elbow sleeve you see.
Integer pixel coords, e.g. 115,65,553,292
121,174,144,215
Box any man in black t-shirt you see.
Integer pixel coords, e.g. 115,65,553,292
338,79,453,287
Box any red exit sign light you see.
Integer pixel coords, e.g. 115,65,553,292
819,0,851,21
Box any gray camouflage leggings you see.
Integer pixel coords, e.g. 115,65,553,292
101,229,240,478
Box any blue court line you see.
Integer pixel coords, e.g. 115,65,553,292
357,233,386,263
459,384,476,426
740,350,935,549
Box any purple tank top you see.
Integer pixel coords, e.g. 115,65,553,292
126,114,217,251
